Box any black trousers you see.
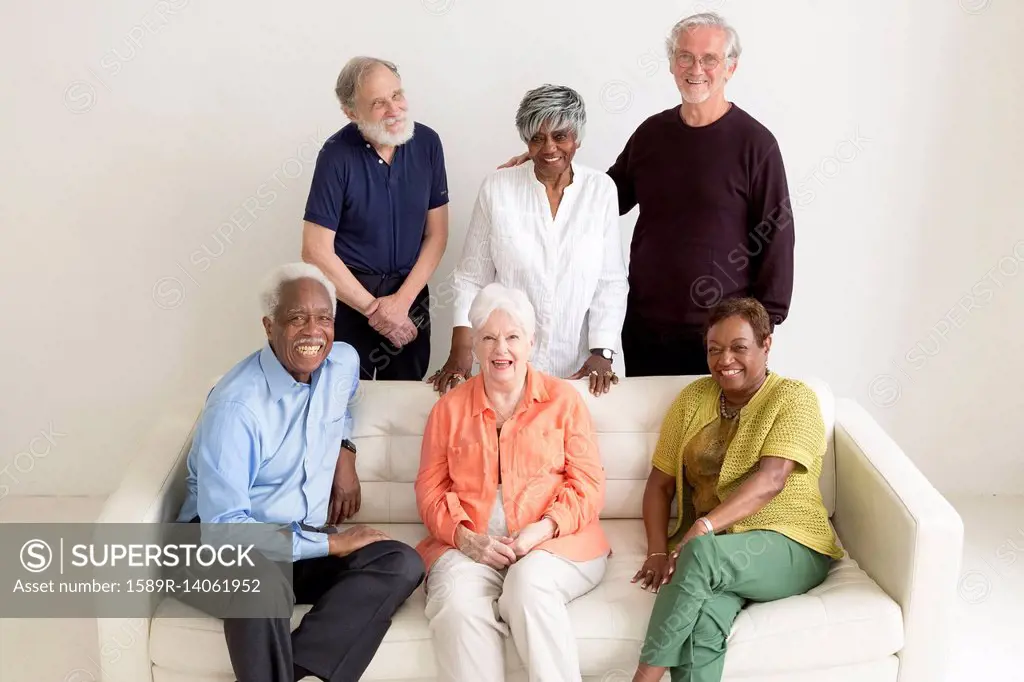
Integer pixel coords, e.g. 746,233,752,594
224,540,424,682
335,272,431,381
621,306,709,377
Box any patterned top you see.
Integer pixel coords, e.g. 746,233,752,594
682,417,740,517
652,373,843,559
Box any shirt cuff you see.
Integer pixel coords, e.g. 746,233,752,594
291,523,330,561
452,299,473,329
440,492,473,547
587,331,619,354
543,506,574,538
303,212,338,231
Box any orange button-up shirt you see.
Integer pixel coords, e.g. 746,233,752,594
414,366,610,572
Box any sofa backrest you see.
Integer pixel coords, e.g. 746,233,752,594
348,375,836,524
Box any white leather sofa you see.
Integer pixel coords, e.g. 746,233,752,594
96,375,963,682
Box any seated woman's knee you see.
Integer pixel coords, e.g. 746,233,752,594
427,584,497,626
675,533,716,573
497,555,556,608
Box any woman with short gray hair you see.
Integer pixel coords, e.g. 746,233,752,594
429,84,629,398
416,282,610,681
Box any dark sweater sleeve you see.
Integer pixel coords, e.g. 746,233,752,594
747,141,795,327
606,133,638,215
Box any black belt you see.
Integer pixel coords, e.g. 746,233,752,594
349,269,410,282
298,522,340,535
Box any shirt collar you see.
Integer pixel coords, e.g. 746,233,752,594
259,342,327,402
470,364,550,417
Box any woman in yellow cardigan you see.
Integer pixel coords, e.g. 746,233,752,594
628,297,843,682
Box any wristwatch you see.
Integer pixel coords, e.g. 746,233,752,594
341,439,357,455
591,348,614,360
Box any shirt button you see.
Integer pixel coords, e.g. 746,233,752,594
365,143,370,148
378,159,383,164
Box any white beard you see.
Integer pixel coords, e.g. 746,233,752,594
356,115,415,146
681,84,712,105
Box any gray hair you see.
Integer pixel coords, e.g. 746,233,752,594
260,263,336,318
514,84,587,144
335,56,400,111
665,12,742,64
468,283,536,339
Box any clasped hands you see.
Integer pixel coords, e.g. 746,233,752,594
455,518,557,570
365,293,419,348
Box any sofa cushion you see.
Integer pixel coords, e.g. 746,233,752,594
149,521,899,680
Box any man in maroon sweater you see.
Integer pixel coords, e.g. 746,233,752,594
502,12,794,377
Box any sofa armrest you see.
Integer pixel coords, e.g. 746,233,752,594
832,399,964,682
96,395,204,682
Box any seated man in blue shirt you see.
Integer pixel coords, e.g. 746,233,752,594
301,55,449,382
177,262,424,682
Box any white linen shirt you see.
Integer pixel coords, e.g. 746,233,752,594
452,161,629,378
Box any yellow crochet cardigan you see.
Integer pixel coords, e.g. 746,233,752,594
652,372,843,559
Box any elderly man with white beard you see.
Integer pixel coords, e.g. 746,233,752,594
302,56,450,381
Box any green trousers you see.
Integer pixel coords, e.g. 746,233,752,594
640,530,832,682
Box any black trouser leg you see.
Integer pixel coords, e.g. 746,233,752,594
291,540,425,682
175,518,297,682
621,308,708,377
223,616,294,682
221,561,295,682
334,274,431,381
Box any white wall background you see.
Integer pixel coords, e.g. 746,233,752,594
1,0,1021,502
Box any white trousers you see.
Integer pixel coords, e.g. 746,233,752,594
424,548,608,682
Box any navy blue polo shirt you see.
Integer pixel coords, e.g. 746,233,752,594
303,122,449,276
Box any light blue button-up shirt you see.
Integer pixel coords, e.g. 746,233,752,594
177,342,360,561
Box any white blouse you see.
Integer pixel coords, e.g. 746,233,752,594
451,161,629,378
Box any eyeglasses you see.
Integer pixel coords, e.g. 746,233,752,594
674,52,724,71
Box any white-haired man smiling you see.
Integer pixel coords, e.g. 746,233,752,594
502,14,795,379
177,262,424,682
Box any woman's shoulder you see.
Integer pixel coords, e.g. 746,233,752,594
572,163,617,193
483,162,531,190
532,369,583,402
755,375,823,422
764,375,820,405
655,377,718,422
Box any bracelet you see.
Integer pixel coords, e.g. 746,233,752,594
647,551,668,558
698,517,714,534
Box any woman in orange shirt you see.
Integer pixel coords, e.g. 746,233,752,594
415,282,611,682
